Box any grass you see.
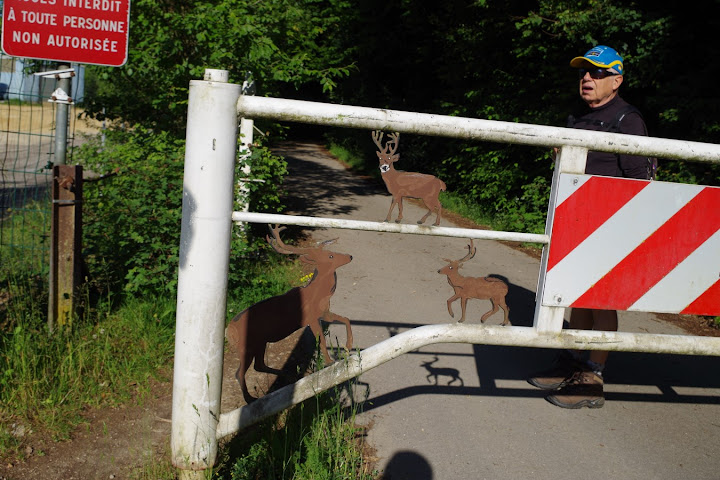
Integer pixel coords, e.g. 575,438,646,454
0,201,377,477
1,202,177,457
133,444,178,480
0,284,176,456
439,190,497,229
131,382,376,480
327,141,379,178
216,382,376,480
0,201,51,275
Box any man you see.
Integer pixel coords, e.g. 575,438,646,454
528,45,652,409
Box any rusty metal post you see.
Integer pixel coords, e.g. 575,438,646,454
49,165,83,332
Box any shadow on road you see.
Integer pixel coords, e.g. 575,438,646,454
489,274,536,328
348,313,720,410
380,450,433,480
349,341,720,411
275,142,385,218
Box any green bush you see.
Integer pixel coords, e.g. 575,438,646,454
77,128,185,298
76,128,289,302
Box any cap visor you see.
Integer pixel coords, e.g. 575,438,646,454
570,56,608,68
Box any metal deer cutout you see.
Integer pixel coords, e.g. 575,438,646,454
226,225,354,402
438,239,511,326
372,130,447,226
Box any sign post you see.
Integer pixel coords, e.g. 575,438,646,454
1,0,131,66
2,0,131,331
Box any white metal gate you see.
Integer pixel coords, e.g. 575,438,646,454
170,69,720,479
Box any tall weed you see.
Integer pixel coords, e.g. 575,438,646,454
224,385,374,480
0,291,176,455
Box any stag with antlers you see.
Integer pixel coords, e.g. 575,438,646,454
438,239,510,326
372,130,447,226
225,225,354,402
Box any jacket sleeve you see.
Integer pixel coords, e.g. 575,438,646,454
617,111,650,179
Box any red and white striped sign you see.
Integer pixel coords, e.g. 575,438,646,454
542,174,720,315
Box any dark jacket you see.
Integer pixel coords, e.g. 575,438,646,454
568,95,649,179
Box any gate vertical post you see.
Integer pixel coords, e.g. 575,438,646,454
237,117,253,214
236,70,255,222
171,69,241,479
533,145,588,332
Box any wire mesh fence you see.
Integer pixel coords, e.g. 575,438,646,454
0,54,91,275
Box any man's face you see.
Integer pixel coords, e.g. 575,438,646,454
578,67,623,108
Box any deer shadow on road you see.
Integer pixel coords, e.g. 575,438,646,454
353,342,720,412
349,272,720,411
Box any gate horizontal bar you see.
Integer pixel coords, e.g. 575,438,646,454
232,211,549,244
217,322,720,439
237,95,720,164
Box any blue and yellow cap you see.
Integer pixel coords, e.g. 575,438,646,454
570,45,624,75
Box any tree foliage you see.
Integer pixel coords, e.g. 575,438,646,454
82,0,356,134
82,1,719,235
327,0,719,232
77,128,287,298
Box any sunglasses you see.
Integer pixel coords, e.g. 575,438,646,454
578,68,618,79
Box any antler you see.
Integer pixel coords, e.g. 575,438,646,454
371,130,385,151
421,355,439,366
371,130,400,155
266,224,307,256
457,239,476,263
386,132,400,155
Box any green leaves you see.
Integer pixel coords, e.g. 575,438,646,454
76,128,185,297
82,0,357,134
74,127,290,300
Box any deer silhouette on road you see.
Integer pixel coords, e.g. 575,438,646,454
372,130,446,226
438,239,510,326
226,225,354,402
421,355,464,387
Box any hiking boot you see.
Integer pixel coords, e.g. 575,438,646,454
546,371,605,409
527,352,584,390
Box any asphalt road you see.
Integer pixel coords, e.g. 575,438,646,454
272,140,720,480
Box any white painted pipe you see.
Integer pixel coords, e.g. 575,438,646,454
171,69,241,478
533,146,588,333
237,95,720,164
231,211,549,244
237,117,254,213
216,322,720,439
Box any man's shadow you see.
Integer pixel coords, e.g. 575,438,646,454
475,277,720,402
379,450,433,480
